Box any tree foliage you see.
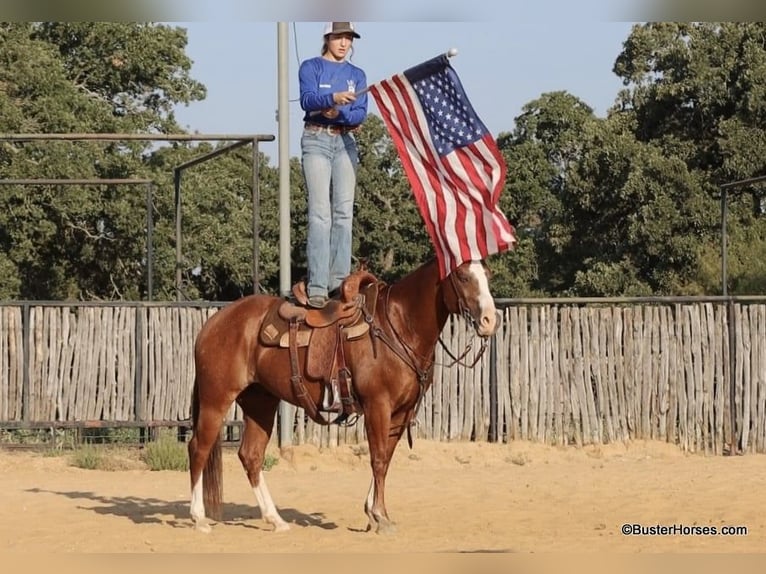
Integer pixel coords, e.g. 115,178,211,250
612,22,766,294
2,22,766,301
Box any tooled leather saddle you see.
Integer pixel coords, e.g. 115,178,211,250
258,269,379,425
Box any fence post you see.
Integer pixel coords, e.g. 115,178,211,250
146,183,154,302
135,306,147,443
21,303,30,425
489,330,498,442
727,298,738,455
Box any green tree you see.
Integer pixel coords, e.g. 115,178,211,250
498,91,598,295
614,22,766,294
0,23,206,300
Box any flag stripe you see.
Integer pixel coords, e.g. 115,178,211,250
371,78,457,274
390,74,464,273
383,74,463,273
369,56,516,277
387,74,468,274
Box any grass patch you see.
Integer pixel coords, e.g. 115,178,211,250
70,445,103,470
263,452,279,471
141,436,189,471
69,445,145,471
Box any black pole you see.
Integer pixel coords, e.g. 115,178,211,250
135,307,146,443
721,187,728,297
174,169,183,301
21,303,30,425
727,299,738,455
145,183,154,301
489,331,498,442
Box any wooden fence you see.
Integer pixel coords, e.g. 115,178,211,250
1,299,765,453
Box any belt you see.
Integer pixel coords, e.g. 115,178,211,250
304,122,360,136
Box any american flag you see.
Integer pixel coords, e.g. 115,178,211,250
369,54,516,278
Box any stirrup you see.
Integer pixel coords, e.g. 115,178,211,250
334,413,359,427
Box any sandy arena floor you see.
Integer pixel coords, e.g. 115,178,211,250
0,439,764,553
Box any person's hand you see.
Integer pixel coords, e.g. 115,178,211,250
332,91,356,106
321,108,340,119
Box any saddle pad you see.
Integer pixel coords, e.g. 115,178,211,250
261,299,371,349
278,321,369,347
259,301,287,347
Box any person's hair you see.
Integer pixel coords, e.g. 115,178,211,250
321,36,354,59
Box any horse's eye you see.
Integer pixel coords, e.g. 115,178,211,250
458,272,469,284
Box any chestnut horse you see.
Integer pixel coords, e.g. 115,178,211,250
187,258,499,534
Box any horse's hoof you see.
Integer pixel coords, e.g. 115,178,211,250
376,520,397,535
192,517,215,534
272,522,290,533
193,519,213,534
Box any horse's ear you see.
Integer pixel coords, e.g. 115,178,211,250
481,259,492,279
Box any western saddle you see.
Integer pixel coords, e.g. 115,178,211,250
258,269,379,425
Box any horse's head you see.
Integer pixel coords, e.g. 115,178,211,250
442,260,500,337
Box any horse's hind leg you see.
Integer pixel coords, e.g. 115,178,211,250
188,390,230,532
236,385,289,532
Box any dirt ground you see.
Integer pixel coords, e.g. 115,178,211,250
0,438,765,554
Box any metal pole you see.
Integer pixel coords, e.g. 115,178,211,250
720,185,737,454
278,25,291,297
277,22,294,447
721,187,727,297
174,170,182,301
135,307,145,439
21,304,30,425
727,299,738,455
489,331,498,442
146,183,154,301
252,140,260,294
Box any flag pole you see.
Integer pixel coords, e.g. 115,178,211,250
356,48,459,97
309,48,459,116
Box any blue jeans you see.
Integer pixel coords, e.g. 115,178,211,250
301,128,359,298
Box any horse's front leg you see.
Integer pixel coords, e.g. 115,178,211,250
363,407,407,534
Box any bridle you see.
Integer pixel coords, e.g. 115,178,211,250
367,267,490,379
367,285,433,384
439,268,490,368
365,273,491,446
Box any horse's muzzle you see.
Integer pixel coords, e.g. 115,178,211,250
475,309,501,338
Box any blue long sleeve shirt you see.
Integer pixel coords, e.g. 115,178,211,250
299,57,367,126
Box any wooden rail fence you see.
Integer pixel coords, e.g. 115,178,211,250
1,299,765,453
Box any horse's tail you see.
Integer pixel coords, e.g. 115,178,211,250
191,378,200,429
203,431,223,521
191,375,223,522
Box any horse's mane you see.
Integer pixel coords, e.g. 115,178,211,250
365,257,439,289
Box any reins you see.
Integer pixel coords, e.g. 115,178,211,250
437,270,489,368
370,274,490,375
367,276,490,446
367,285,433,383
437,334,488,368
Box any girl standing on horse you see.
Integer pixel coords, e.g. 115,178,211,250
298,22,368,309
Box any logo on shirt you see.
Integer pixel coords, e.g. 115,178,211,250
347,80,356,93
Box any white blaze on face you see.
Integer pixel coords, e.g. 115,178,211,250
467,262,497,336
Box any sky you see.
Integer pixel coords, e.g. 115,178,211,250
171,17,638,164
